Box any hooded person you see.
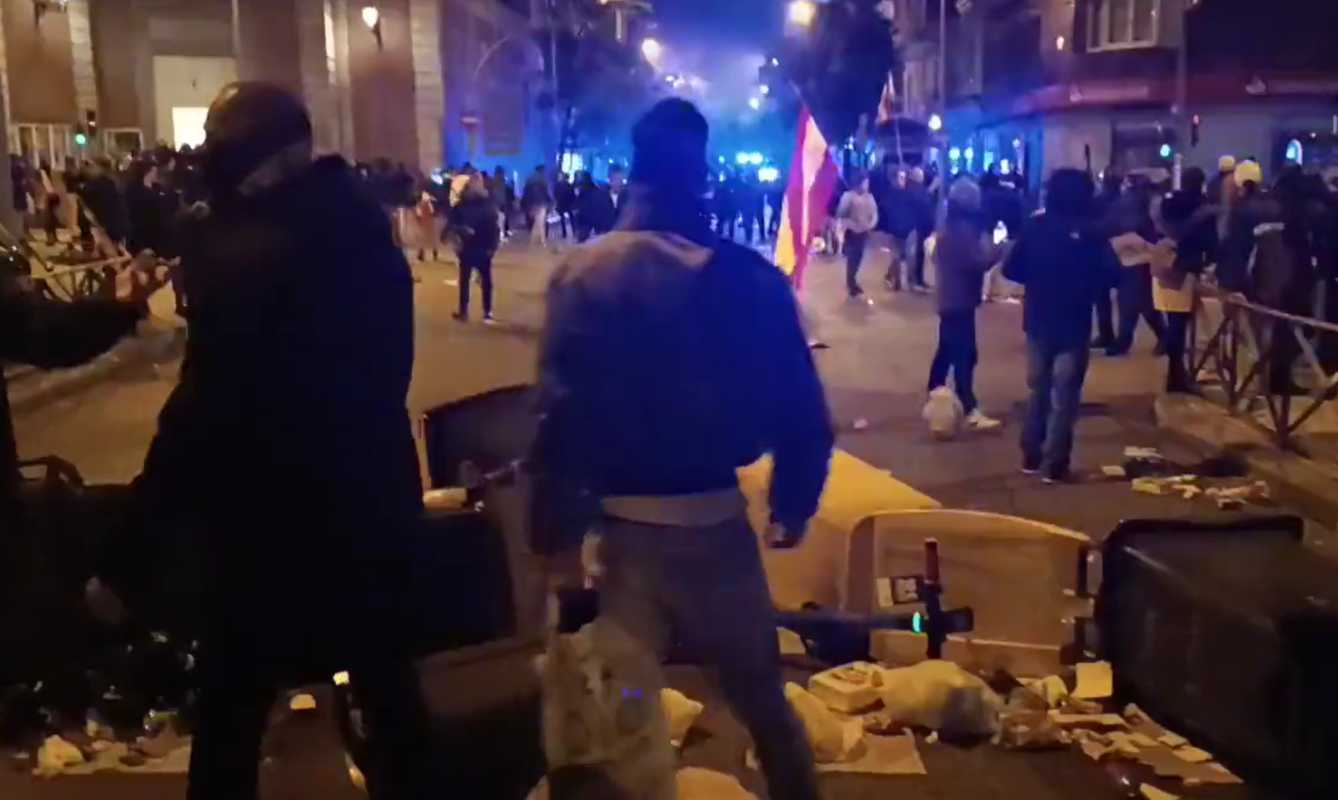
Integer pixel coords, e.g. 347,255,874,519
926,178,1004,431
528,98,831,800
93,82,432,800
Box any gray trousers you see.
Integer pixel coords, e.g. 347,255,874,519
595,512,820,800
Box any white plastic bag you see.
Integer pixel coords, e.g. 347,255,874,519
922,386,965,441
878,660,1003,736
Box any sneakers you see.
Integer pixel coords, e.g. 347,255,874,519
965,409,1003,432
482,312,497,324
1041,469,1073,485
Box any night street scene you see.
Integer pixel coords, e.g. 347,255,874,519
4,0,1338,798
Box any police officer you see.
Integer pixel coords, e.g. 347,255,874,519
529,99,832,800
95,83,431,800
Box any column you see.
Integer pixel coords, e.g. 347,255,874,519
67,0,97,121
408,0,443,173
232,0,303,94
0,6,16,236
296,0,342,154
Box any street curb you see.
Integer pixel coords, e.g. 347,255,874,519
8,348,142,415
1154,394,1338,530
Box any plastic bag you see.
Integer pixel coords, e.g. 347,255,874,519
922,386,965,441
877,660,1003,736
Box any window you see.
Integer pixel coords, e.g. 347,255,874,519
1088,0,1160,50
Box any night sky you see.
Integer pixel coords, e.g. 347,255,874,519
654,0,784,50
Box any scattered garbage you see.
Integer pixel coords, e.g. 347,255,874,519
876,660,1003,737
33,735,84,777
660,688,704,749
1072,661,1114,700
784,682,863,762
808,662,884,713
288,693,318,713
923,386,965,441
1205,481,1271,510
852,417,870,431
1101,465,1128,479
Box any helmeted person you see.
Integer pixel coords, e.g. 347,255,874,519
92,82,432,800
528,98,833,800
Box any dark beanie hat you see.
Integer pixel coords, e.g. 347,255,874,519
630,99,709,194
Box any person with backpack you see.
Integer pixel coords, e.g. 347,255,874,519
529,98,830,800
1003,169,1120,482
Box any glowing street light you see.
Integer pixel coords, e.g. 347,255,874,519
748,96,762,111
640,37,663,64
928,113,943,132
788,0,817,27
361,5,382,48
759,84,770,95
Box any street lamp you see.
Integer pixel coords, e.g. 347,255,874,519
361,5,383,49
640,37,663,65
928,113,943,132
788,0,817,28
748,96,762,111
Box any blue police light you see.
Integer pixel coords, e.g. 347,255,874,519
758,166,780,182
1000,158,1012,175
964,147,975,166
748,152,764,166
948,146,962,162
736,152,751,166
1159,143,1173,159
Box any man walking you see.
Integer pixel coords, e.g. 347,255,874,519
836,171,879,300
1004,168,1120,483
523,164,553,247
529,98,831,800
96,83,432,800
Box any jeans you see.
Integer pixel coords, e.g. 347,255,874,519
1021,338,1090,475
1114,266,1166,353
1093,289,1116,344
458,256,493,316
595,513,820,800
188,654,431,800
529,204,548,246
883,235,908,288
910,228,930,287
1165,311,1192,392
845,230,869,296
928,310,978,413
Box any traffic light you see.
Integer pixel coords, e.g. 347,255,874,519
74,125,88,148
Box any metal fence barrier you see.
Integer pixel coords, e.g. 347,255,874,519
1190,286,1338,451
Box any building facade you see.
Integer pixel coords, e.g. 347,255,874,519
0,0,558,188
895,0,1338,192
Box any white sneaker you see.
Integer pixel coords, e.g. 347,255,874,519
965,409,1003,431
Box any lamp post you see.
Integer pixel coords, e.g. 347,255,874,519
361,5,382,49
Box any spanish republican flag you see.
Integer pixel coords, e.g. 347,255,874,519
774,104,841,289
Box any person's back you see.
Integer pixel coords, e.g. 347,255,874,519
531,99,827,800
540,231,827,501
1006,210,1119,347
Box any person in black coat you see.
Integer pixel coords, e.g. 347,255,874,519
77,158,129,248
573,171,615,242
94,83,432,800
124,160,163,254
453,171,501,321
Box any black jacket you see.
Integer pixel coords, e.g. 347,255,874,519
123,157,422,677
78,174,128,242
454,192,501,264
1,272,140,505
530,188,833,551
1003,213,1121,347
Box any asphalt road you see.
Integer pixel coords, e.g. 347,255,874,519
13,236,1294,546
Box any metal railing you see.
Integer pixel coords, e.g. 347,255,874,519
1189,286,1338,451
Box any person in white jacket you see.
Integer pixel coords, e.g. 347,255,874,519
836,172,879,300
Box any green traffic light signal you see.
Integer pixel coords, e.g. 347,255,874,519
74,133,88,147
